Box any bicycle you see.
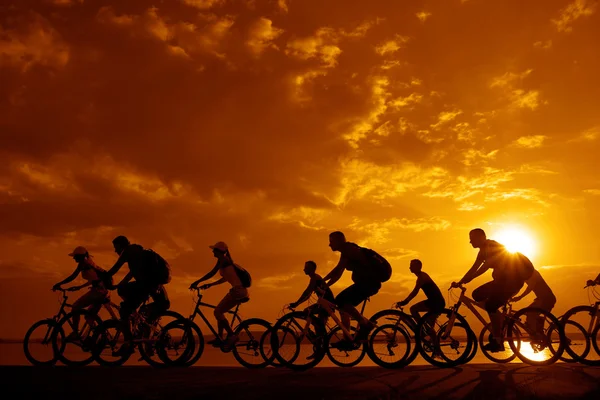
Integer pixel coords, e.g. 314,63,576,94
51,288,121,366
158,286,272,369
419,283,567,367
367,303,462,369
266,289,373,371
23,288,74,366
559,283,600,365
91,292,185,367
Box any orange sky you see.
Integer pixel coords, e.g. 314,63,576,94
1,0,599,338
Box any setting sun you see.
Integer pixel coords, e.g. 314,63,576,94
493,227,537,258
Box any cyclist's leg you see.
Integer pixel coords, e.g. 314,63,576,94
147,285,170,323
215,287,248,345
71,289,106,333
485,281,521,349
409,300,431,322
472,281,495,304
335,284,375,330
117,281,150,341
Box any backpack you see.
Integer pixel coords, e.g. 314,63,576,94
361,247,392,283
234,263,252,288
143,249,172,285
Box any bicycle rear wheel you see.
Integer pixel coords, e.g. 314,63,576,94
369,310,420,366
417,309,474,368
507,307,565,366
156,319,201,367
554,320,590,363
23,319,61,366
478,322,519,364
137,311,186,368
232,318,272,369
270,311,326,371
259,326,284,367
367,323,411,368
325,326,366,367
53,310,102,366
91,319,132,367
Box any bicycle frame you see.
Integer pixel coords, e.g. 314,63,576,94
188,289,243,341
294,293,369,342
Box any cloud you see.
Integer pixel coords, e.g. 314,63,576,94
277,0,289,13
490,69,533,88
461,149,499,166
431,109,463,130
416,11,432,22
246,17,284,56
348,217,451,244
584,189,600,195
375,35,410,56
552,0,597,32
533,40,552,50
181,0,225,10
514,135,547,148
0,13,70,71
256,273,298,290
286,27,342,67
569,126,599,142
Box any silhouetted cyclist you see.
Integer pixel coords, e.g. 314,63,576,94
511,268,556,336
106,236,171,355
323,231,392,348
53,246,111,338
452,228,533,352
396,259,445,321
189,241,250,352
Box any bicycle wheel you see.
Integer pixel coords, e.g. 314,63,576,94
23,319,61,366
368,309,420,365
417,309,474,368
583,323,600,366
53,310,102,366
232,318,272,369
367,323,411,368
462,326,478,365
137,311,186,368
270,311,326,371
478,322,519,363
325,326,367,367
507,307,565,366
553,320,590,363
91,319,132,367
156,319,201,367
259,326,284,367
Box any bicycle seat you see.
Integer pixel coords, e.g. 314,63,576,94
239,297,250,304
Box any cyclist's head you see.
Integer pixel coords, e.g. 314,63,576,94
112,235,130,255
469,228,486,248
304,260,317,275
209,241,229,257
409,259,422,273
69,246,89,263
328,231,346,251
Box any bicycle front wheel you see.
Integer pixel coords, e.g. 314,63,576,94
91,319,132,367
156,319,201,367
478,322,519,364
23,319,61,366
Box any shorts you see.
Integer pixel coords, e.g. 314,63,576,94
472,280,523,313
424,298,446,312
228,286,249,302
335,282,381,307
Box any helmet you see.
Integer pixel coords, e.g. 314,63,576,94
68,246,88,257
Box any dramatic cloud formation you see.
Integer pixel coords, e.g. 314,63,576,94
0,0,599,338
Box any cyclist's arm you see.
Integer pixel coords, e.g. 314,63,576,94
107,253,127,276
294,280,317,306
459,255,487,284
117,271,133,287
512,285,533,301
190,265,220,287
53,266,81,288
208,277,227,287
400,280,421,305
324,260,346,287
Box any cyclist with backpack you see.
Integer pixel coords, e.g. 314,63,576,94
323,231,392,346
189,241,251,351
106,235,171,355
52,246,112,338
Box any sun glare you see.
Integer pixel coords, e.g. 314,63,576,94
493,226,537,258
